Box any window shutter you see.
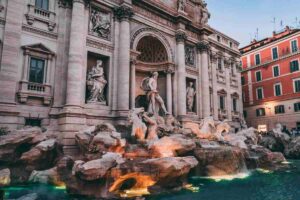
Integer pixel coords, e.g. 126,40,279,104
256,109,259,116
290,61,294,72
296,61,299,71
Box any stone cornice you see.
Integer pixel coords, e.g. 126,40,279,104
22,25,58,40
175,31,187,43
113,5,134,21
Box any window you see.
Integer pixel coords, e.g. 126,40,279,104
273,65,280,77
291,40,298,53
255,54,261,65
272,47,278,60
231,63,235,74
217,35,221,42
229,42,233,48
290,60,299,72
25,118,41,127
297,122,300,130
275,105,285,114
29,58,45,84
294,79,300,93
217,58,222,70
243,110,247,118
294,102,300,112
219,96,225,110
274,83,282,96
35,0,49,10
255,70,262,82
241,76,245,85
232,98,237,112
256,87,264,100
256,108,265,117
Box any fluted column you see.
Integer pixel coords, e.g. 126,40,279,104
211,53,219,120
175,31,187,117
114,6,133,113
65,0,86,107
165,67,174,114
197,41,210,118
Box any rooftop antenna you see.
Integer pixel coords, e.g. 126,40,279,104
271,17,276,32
255,28,259,40
280,20,284,30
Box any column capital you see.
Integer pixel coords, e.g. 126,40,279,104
175,31,187,43
165,66,175,74
114,5,134,21
196,40,210,53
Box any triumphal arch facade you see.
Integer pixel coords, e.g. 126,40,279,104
0,0,242,152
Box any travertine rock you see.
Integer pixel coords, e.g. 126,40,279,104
29,167,60,185
0,168,10,186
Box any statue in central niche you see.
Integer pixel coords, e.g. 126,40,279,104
141,72,169,116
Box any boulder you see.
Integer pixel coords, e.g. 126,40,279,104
73,152,124,181
0,168,10,186
148,134,196,158
193,146,247,176
285,137,300,159
29,167,62,186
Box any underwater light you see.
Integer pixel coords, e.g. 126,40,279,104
256,168,273,174
183,184,200,193
193,172,250,182
281,161,291,165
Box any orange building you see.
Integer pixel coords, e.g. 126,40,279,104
240,26,300,131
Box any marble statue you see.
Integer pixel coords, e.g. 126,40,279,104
128,108,147,141
90,8,111,39
178,0,186,12
141,72,169,116
86,60,107,103
200,3,210,25
142,112,158,140
186,82,196,112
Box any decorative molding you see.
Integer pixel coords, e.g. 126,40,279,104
196,40,210,52
175,31,187,43
113,5,134,21
22,25,58,40
86,37,114,52
217,89,227,95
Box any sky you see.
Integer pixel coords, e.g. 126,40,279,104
206,0,300,47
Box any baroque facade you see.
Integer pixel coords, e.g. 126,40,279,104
0,0,242,152
241,27,300,131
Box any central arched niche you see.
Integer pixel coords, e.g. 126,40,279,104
134,35,169,113
136,36,168,63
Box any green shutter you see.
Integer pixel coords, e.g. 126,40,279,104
290,61,294,72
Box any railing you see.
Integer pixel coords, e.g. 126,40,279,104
26,4,56,31
34,6,51,18
18,81,52,105
27,82,46,92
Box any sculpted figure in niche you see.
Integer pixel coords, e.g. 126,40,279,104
87,60,107,103
178,0,186,12
186,82,196,112
141,72,169,116
200,2,210,25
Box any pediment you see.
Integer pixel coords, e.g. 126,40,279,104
22,43,55,55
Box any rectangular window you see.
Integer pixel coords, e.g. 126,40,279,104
219,96,225,110
290,60,299,72
294,102,300,112
256,108,265,117
35,0,49,10
275,105,285,114
232,98,237,112
243,110,247,118
274,83,282,96
294,79,300,93
29,58,45,84
297,122,300,130
255,54,260,65
273,65,280,77
241,76,245,85
272,47,278,60
257,87,263,100
217,58,222,70
291,40,298,53
25,118,41,127
255,71,262,82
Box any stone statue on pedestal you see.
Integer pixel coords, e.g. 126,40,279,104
200,2,210,25
141,72,169,116
86,60,107,103
186,82,196,112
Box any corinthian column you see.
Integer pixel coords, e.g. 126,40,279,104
175,31,187,117
197,41,210,118
65,0,86,107
114,6,133,113
211,53,219,120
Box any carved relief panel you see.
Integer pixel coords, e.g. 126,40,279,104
89,6,111,40
185,44,195,67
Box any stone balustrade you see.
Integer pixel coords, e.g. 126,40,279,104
18,81,52,105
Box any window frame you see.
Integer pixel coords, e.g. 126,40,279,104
275,105,285,114
290,59,299,73
28,56,47,84
256,108,266,117
255,70,262,82
271,46,279,60
293,78,300,93
219,95,226,110
35,0,49,10
256,87,264,100
255,53,261,65
294,102,300,112
274,82,282,97
291,39,298,53
232,98,237,112
272,65,280,77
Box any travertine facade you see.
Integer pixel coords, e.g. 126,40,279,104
0,0,242,152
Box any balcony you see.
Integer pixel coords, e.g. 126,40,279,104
18,81,52,105
25,4,56,31
244,47,300,71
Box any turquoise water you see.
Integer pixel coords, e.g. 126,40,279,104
2,160,300,200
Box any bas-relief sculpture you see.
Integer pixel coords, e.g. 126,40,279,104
186,81,196,112
89,7,111,39
177,0,186,13
141,72,169,116
185,45,195,66
86,60,107,103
